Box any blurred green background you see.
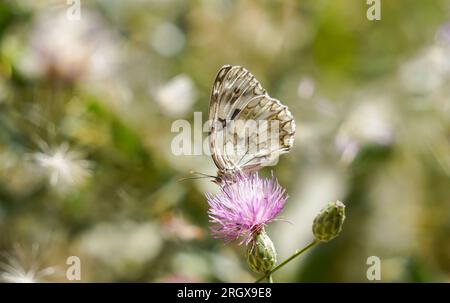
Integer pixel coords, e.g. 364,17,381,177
0,0,449,282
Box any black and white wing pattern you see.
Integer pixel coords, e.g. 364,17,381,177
208,65,296,183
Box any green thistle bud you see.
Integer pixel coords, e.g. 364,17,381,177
246,229,277,274
312,200,346,242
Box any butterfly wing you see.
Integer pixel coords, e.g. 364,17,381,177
209,65,296,176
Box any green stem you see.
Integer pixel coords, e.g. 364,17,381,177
255,239,319,283
267,273,273,283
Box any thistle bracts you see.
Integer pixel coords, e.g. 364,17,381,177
246,229,277,274
312,200,346,242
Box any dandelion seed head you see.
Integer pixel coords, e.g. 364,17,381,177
0,263,55,283
0,244,56,283
32,143,92,190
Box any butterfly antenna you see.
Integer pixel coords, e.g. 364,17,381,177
190,170,216,178
177,170,215,182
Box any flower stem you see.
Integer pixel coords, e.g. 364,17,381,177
255,239,319,283
267,273,273,283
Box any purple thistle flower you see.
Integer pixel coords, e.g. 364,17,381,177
206,173,288,245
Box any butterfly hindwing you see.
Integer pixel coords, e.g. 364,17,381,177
209,65,296,179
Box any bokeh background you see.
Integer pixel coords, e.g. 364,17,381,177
0,0,449,282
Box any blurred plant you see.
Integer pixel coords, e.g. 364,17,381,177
0,244,57,283
18,9,120,85
335,101,394,164
31,142,92,192
76,221,163,279
155,74,197,117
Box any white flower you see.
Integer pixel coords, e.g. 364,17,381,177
297,76,315,99
399,46,450,95
155,74,197,117
151,22,186,57
161,215,204,241
20,10,119,83
32,143,92,190
335,101,393,164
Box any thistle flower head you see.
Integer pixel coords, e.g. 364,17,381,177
207,173,287,245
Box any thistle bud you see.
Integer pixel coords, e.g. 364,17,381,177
312,200,346,242
246,229,277,274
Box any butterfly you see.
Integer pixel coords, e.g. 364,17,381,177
207,65,296,184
